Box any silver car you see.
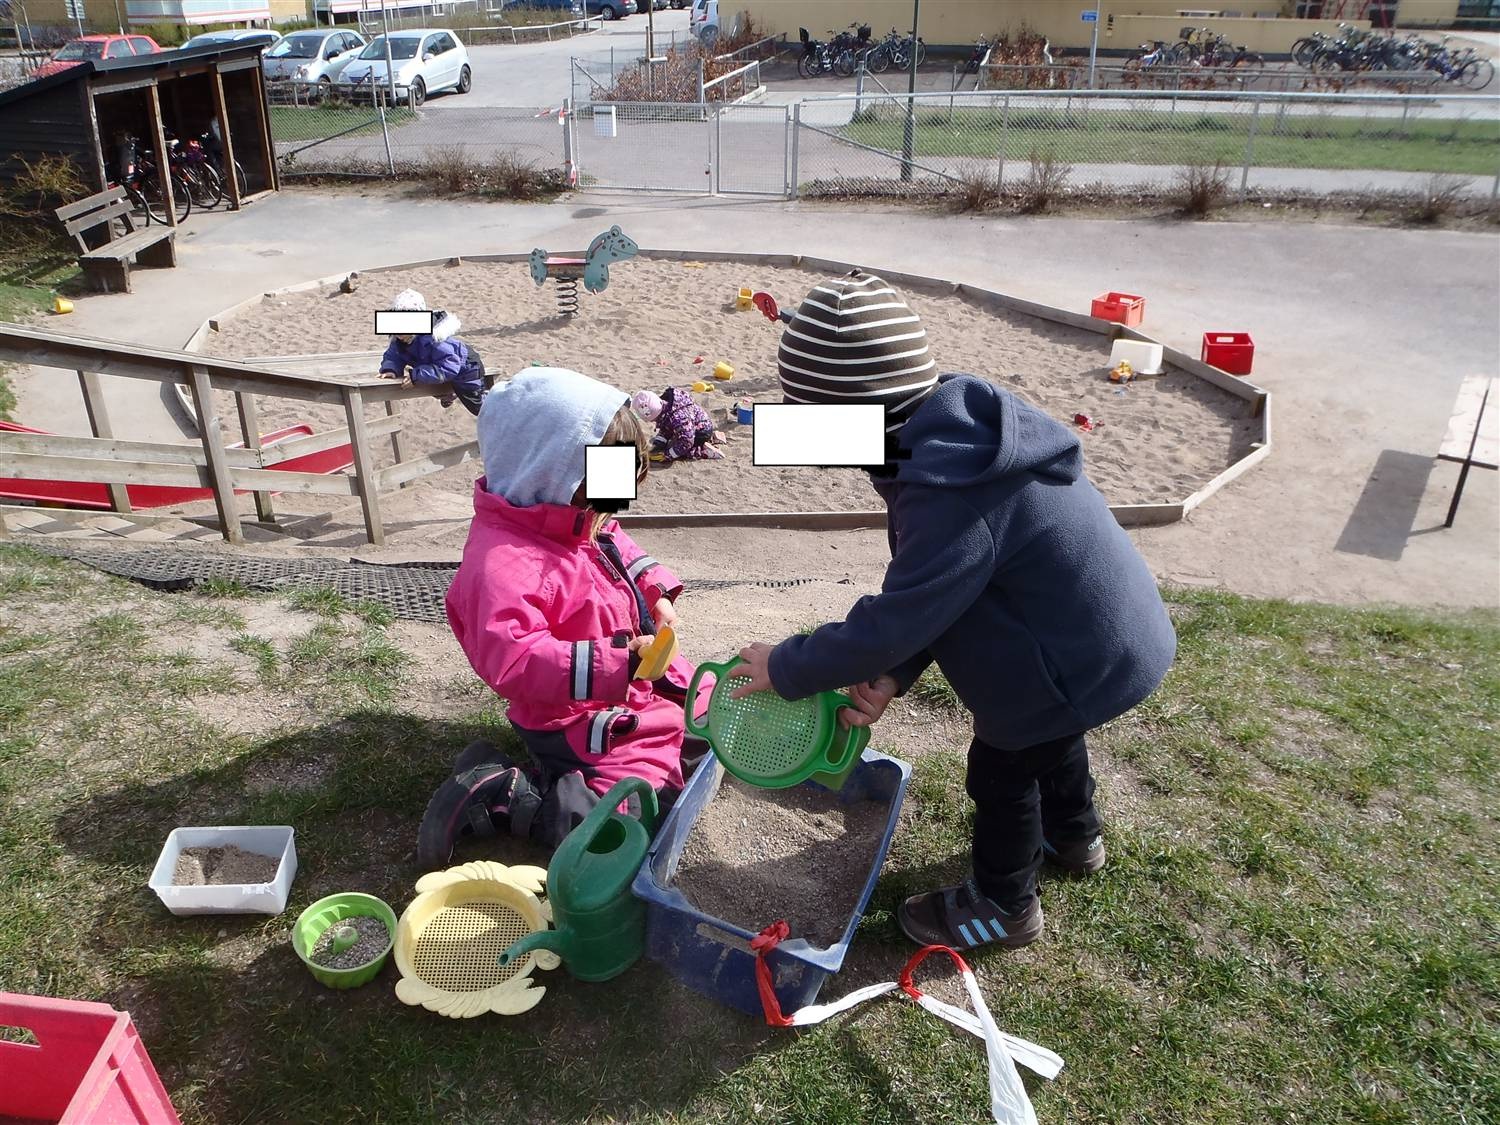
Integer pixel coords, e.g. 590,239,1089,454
335,29,472,109
263,28,366,90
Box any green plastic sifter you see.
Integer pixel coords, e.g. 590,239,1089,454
684,658,869,791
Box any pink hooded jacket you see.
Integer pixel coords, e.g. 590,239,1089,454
445,480,712,797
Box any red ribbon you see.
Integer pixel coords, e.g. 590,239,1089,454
898,944,971,1000
751,920,794,1027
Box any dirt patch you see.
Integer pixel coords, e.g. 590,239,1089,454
671,776,890,947
172,845,280,886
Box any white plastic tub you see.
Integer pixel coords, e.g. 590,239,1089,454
1109,338,1164,375
148,826,298,916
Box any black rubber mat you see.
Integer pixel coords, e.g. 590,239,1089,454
33,547,838,624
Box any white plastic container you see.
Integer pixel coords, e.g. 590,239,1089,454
1109,338,1164,375
148,826,297,916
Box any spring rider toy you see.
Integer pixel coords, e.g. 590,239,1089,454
529,226,639,318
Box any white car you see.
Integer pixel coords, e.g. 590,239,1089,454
263,28,366,89
335,29,471,108
181,29,281,52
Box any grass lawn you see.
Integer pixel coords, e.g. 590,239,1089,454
843,107,1500,175
0,229,82,421
269,103,418,145
0,545,1496,1123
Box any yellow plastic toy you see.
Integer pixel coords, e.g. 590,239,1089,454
735,287,753,310
712,361,733,381
689,380,712,393
1109,360,1134,384
634,625,678,681
52,296,73,315
393,860,559,1018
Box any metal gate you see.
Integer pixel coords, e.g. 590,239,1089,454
573,102,714,193
571,101,793,197
714,103,790,196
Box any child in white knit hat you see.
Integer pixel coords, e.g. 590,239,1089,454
379,288,490,415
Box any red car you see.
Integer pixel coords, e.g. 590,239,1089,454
32,34,161,79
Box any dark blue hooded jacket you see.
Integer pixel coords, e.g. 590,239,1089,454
379,310,484,394
768,374,1177,751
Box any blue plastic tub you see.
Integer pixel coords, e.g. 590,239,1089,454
631,748,911,1017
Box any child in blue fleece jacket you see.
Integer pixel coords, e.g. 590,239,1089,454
734,269,1177,952
380,289,489,416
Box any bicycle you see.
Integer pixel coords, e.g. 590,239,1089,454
114,135,191,225
165,130,224,210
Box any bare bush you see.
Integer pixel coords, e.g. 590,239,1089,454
0,154,88,219
603,16,765,103
1405,173,1467,225
1014,149,1073,214
1173,160,1230,218
955,169,1001,212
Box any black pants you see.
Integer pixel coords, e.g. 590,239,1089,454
967,732,1101,911
452,355,488,416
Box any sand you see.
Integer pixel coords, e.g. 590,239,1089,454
196,259,1258,510
671,776,890,947
172,845,280,886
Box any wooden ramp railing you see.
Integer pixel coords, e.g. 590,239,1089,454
0,323,478,546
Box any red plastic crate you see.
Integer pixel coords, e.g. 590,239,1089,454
1201,332,1255,375
0,992,180,1124
1090,291,1145,327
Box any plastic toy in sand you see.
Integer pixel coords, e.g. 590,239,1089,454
750,291,794,325
528,225,639,318
1109,360,1134,384
633,387,727,462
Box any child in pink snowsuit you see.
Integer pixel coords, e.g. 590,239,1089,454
424,367,713,864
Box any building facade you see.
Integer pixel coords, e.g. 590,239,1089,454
733,0,1464,52
12,0,312,36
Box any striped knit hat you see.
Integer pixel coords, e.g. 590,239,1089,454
777,270,939,433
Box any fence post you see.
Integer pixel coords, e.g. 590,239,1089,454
855,61,864,120
1400,95,1411,139
951,63,958,113
187,364,242,546
234,391,275,523
378,91,394,177
342,386,384,547
790,100,800,199
562,96,575,187
997,94,1009,186
713,105,721,194
1240,97,1261,200
697,59,705,105
76,369,130,514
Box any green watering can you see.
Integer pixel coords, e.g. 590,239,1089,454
498,776,657,982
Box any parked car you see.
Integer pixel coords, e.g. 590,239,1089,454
262,28,366,89
689,0,719,42
335,30,472,109
584,0,637,19
33,33,159,78
180,29,281,52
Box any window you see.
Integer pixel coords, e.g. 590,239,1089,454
105,39,131,58
341,33,361,52
429,34,455,55
129,37,154,54
1293,1,1323,16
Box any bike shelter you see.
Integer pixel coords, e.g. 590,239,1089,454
0,40,279,230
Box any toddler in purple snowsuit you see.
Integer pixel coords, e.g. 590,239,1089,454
632,387,726,461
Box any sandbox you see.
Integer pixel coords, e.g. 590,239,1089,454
188,252,1270,528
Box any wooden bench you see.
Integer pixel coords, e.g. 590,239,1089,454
54,187,176,295
1436,374,1497,528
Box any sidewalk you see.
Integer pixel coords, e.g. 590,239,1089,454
10,189,1498,608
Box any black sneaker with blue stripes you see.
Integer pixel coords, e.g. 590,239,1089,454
897,876,1044,951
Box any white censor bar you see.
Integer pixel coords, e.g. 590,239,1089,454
374,310,436,336
585,444,639,502
752,404,886,467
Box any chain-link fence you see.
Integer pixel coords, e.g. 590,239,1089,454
793,89,1500,200
976,62,1460,95
268,81,567,182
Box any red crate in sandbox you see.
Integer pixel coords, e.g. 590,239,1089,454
1090,291,1145,326
0,992,181,1124
1201,332,1255,376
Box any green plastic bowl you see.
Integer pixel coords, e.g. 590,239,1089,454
292,892,397,990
